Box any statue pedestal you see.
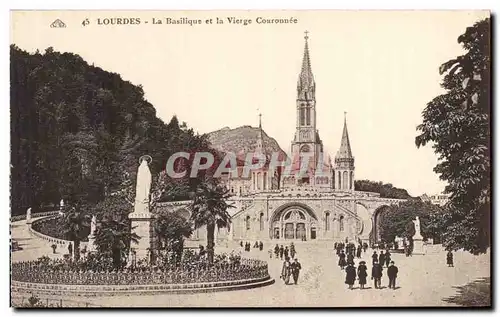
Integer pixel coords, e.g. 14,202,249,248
412,237,425,255
88,236,96,253
26,218,32,225
129,211,152,263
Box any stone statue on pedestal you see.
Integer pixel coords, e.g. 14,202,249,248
412,216,423,239
134,156,152,215
88,215,97,252
412,216,425,254
129,155,153,263
26,207,32,225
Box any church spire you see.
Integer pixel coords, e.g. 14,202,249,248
297,31,315,100
256,113,264,155
336,112,353,160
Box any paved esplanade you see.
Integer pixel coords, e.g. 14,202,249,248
11,219,489,307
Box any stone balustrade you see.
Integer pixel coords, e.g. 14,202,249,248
28,216,88,249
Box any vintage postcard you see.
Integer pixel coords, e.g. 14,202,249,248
9,10,491,308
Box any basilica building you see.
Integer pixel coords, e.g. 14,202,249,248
160,33,404,245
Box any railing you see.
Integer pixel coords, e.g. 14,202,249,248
11,258,269,286
28,216,88,248
11,210,60,222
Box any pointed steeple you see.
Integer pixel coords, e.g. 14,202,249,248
256,113,264,155
297,31,315,100
336,112,353,160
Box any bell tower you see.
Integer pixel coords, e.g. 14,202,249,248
291,31,324,184
334,113,355,191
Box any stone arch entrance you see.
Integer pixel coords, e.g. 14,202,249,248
270,203,318,240
370,205,390,245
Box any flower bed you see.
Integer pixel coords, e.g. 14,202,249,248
11,254,269,286
30,216,89,242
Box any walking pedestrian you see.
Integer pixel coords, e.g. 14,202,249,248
279,245,284,260
357,261,368,289
371,251,378,265
274,244,279,258
379,250,385,267
356,244,362,259
371,259,383,289
447,250,454,267
387,261,398,289
345,262,356,290
338,250,347,270
280,257,291,285
385,250,391,268
290,258,302,285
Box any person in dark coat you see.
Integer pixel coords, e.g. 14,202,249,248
68,242,73,257
387,261,398,289
338,250,347,270
447,251,454,267
280,257,291,285
371,251,378,265
347,252,355,266
357,261,368,289
363,242,368,253
345,262,356,290
240,241,244,248
259,241,263,251
279,245,284,260
274,244,280,258
290,258,302,285
284,246,289,259
356,245,362,259
371,259,383,289
379,250,385,267
385,250,391,268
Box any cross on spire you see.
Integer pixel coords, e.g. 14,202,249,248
258,113,262,128
304,30,309,40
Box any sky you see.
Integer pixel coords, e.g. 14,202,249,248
10,10,490,196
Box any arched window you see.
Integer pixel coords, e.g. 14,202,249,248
342,171,348,190
246,216,251,230
325,212,330,231
263,172,267,190
340,215,344,232
259,213,264,231
337,171,341,189
300,106,305,125
306,106,311,125
257,172,261,190
350,171,354,189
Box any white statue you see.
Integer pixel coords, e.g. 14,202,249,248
60,199,64,209
133,156,152,217
26,207,32,224
412,216,423,239
135,157,152,204
90,215,97,236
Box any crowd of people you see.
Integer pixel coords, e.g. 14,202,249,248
335,241,399,290
276,243,302,285
240,241,264,252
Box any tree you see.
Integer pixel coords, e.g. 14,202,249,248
93,195,138,268
154,209,193,264
190,179,234,264
61,204,91,262
378,199,442,243
415,18,490,254
354,180,413,199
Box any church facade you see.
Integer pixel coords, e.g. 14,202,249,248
158,33,403,245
